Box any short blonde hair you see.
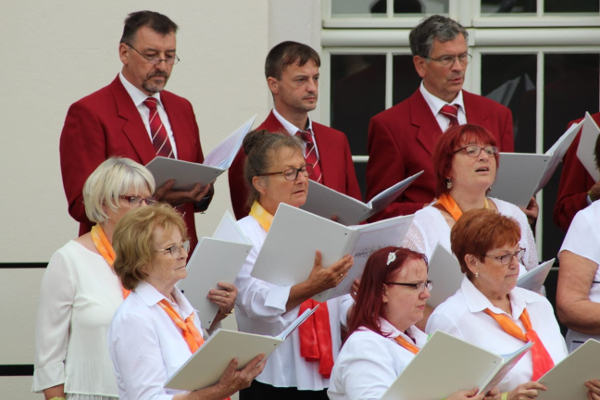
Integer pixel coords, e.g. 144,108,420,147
113,203,188,290
82,157,156,224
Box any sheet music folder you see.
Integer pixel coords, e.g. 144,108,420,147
251,203,414,302
300,171,423,225
381,331,532,400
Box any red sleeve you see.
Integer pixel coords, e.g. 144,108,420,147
553,129,595,232
228,149,250,220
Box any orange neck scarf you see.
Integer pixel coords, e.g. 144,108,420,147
91,224,130,299
484,308,554,380
394,335,420,355
158,299,205,353
250,201,334,378
436,193,489,222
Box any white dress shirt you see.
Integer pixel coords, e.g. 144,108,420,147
33,241,122,398
328,319,427,400
419,82,467,131
402,198,538,273
108,280,203,400
232,215,353,390
119,72,178,158
272,107,320,160
559,200,600,351
426,277,568,393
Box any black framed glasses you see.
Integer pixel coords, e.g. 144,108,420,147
384,280,433,293
256,164,314,181
154,240,190,258
126,43,180,65
485,248,526,265
426,53,472,67
453,145,498,158
119,195,158,206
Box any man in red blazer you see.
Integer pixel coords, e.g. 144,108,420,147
366,15,515,221
554,112,600,232
228,41,361,219
60,11,212,250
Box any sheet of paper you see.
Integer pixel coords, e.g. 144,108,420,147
516,259,554,293
537,339,600,400
366,170,424,219
177,238,252,327
576,112,600,182
488,153,551,207
203,115,256,169
212,210,250,245
426,243,463,308
145,157,224,191
480,342,534,394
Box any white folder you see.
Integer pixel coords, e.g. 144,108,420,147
177,211,252,327
537,339,600,400
576,112,600,182
300,171,423,225
516,258,554,293
145,115,256,190
381,331,533,400
426,244,463,308
164,307,317,392
250,203,414,302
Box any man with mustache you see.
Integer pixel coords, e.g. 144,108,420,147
228,41,362,219
59,10,212,251
366,15,515,221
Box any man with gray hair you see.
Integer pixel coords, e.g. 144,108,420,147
365,15,514,221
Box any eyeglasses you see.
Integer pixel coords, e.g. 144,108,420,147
119,195,158,206
453,145,498,158
426,53,472,67
126,43,180,65
256,164,314,181
485,248,526,265
154,240,190,258
384,280,433,293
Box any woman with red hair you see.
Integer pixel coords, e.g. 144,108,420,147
328,246,487,400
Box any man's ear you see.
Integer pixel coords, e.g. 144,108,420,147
267,76,279,96
119,42,130,65
413,55,427,79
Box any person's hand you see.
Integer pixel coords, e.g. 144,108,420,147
306,251,353,293
215,354,266,396
588,181,600,202
507,381,547,400
484,388,501,400
585,379,600,400
447,387,484,400
350,278,360,300
155,180,213,207
330,215,339,223
520,196,539,226
208,282,237,316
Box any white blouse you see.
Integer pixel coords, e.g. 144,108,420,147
232,215,353,390
559,200,600,351
328,319,428,400
33,240,123,397
108,281,203,400
402,198,538,272
426,277,568,392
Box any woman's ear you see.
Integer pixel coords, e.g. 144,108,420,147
381,285,389,304
252,176,268,195
464,254,479,276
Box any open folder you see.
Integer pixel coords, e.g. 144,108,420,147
489,120,583,207
515,258,554,294
537,339,600,400
177,211,252,327
576,112,600,182
250,203,414,302
300,171,423,225
164,307,318,392
381,331,533,400
145,115,256,190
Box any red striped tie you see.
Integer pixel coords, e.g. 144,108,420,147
144,97,174,158
296,130,322,183
440,104,459,130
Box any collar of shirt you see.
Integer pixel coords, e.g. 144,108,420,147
119,71,162,108
358,317,425,347
272,107,314,136
419,81,466,123
135,280,196,320
460,275,538,319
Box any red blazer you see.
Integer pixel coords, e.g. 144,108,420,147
228,110,362,219
59,76,206,250
366,89,514,221
553,112,600,232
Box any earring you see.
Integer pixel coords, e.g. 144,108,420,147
475,272,479,278
447,179,452,189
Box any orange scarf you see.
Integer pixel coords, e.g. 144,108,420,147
158,299,205,353
394,336,420,355
91,225,130,299
484,308,554,380
250,201,334,378
436,193,489,222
